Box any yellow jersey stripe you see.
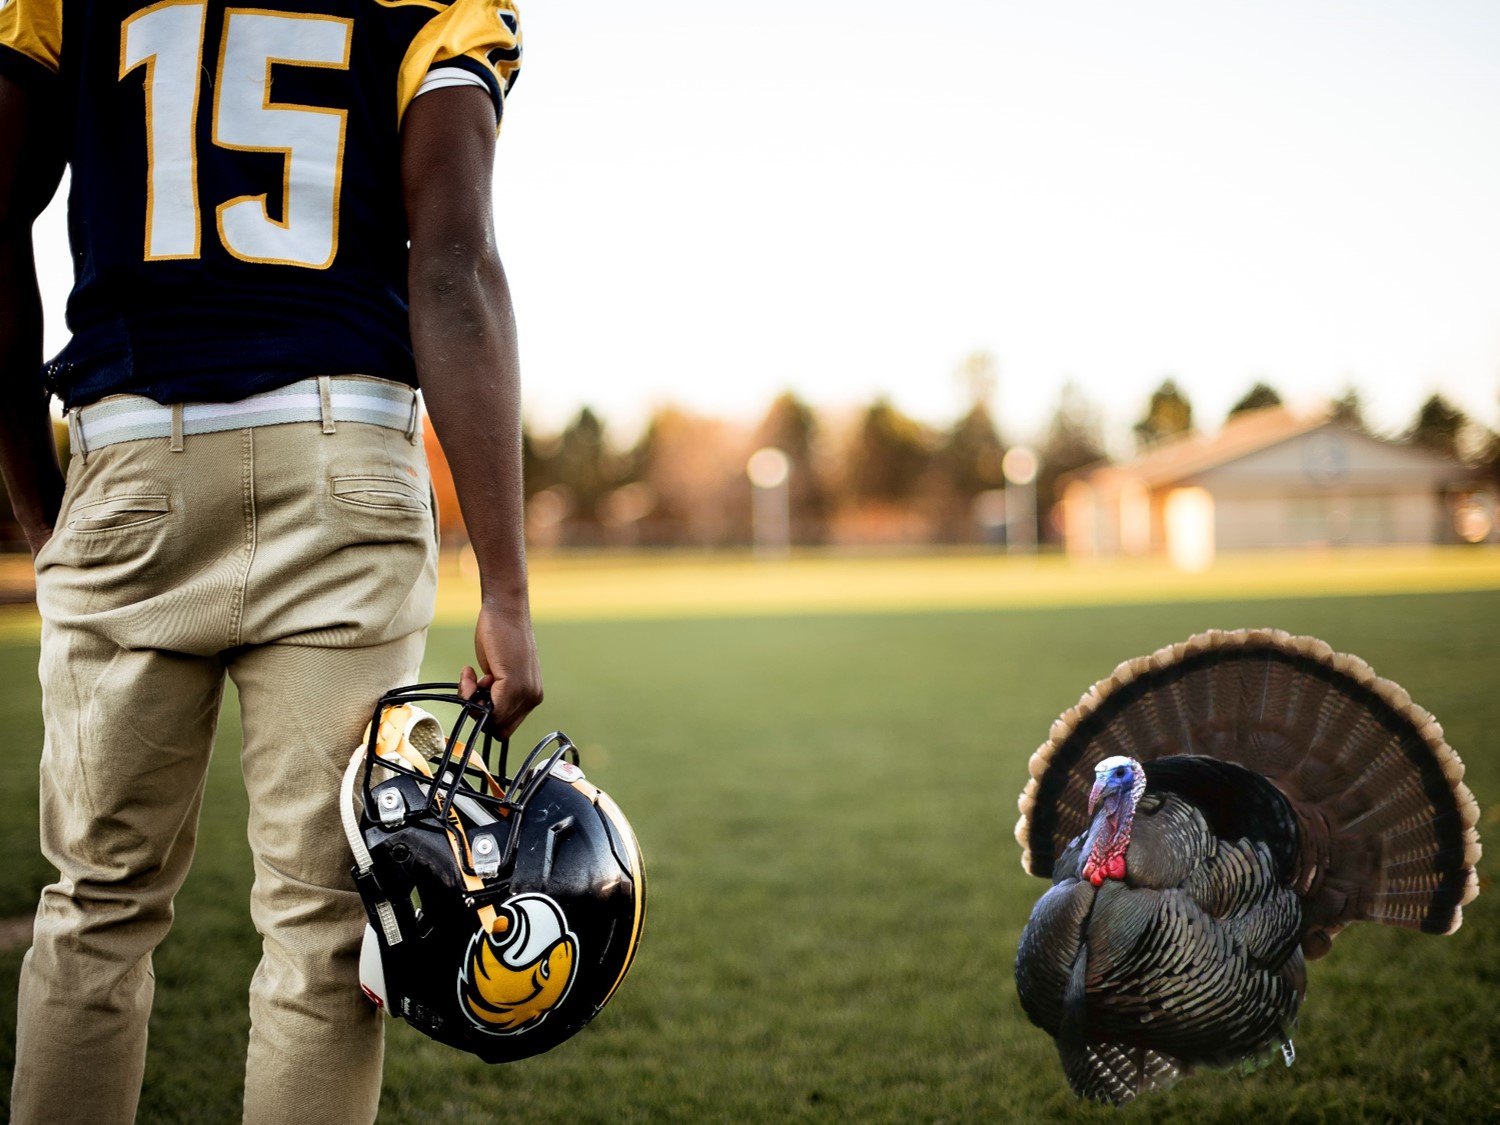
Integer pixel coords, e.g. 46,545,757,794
395,0,520,128
0,0,64,76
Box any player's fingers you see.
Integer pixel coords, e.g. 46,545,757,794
489,676,542,738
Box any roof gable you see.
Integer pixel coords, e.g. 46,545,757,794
1087,407,1474,491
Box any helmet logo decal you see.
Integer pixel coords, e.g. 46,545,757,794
459,893,579,1035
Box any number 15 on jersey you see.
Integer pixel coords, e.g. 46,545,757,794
122,3,351,269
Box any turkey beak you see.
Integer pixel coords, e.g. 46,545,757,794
1089,771,1132,816
1087,778,1106,816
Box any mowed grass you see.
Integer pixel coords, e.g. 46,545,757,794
0,560,1496,1122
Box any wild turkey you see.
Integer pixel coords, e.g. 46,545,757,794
1013,628,1481,1105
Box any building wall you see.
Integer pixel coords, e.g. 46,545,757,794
1214,489,1444,549
1192,428,1463,549
1195,427,1461,494
1063,423,1474,558
1061,480,1102,557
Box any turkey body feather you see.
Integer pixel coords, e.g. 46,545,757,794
1013,629,1481,1104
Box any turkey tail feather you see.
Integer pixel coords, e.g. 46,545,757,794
1016,629,1481,952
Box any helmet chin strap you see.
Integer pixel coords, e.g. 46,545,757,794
444,834,506,936
341,740,404,949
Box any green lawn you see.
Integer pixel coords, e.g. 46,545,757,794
0,581,1496,1122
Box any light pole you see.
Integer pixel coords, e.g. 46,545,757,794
746,447,791,558
1002,445,1039,554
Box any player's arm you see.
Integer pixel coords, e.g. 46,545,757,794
0,73,65,558
401,84,542,737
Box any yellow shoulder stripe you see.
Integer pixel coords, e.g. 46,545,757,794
395,0,520,128
0,0,64,75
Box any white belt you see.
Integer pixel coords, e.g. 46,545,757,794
68,375,421,454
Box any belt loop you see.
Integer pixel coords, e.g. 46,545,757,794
68,409,88,463
405,392,420,445
318,375,336,434
170,403,185,452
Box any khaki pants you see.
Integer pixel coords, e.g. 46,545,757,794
11,409,438,1125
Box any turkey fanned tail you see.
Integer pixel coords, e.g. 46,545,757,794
1012,628,1480,1104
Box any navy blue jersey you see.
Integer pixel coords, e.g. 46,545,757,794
0,0,520,408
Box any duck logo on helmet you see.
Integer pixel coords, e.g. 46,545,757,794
458,893,579,1035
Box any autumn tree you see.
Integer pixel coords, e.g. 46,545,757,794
1133,379,1193,451
1480,427,1500,487
521,407,638,546
1330,385,1366,431
631,406,751,547
938,401,1006,498
845,397,934,502
1227,381,1283,420
751,390,829,543
1036,382,1109,543
1404,394,1467,462
900,400,1003,542
956,351,999,414
1482,388,1500,485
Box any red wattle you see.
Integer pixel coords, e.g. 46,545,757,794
1103,853,1127,881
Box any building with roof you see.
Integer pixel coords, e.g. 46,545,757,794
1061,408,1483,569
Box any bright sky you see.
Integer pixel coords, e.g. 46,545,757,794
32,0,1500,452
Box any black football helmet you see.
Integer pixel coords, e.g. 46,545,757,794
339,683,646,1062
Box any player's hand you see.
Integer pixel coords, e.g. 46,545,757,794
461,600,543,738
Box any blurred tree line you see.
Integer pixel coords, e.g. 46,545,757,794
434,364,1500,553
2,371,1497,553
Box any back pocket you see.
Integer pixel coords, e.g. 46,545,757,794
331,475,429,513
65,494,171,532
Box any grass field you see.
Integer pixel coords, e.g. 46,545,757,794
0,551,1497,1122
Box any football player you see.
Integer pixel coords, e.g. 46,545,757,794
0,2,542,1122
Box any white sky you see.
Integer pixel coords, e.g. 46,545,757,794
32,0,1500,452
